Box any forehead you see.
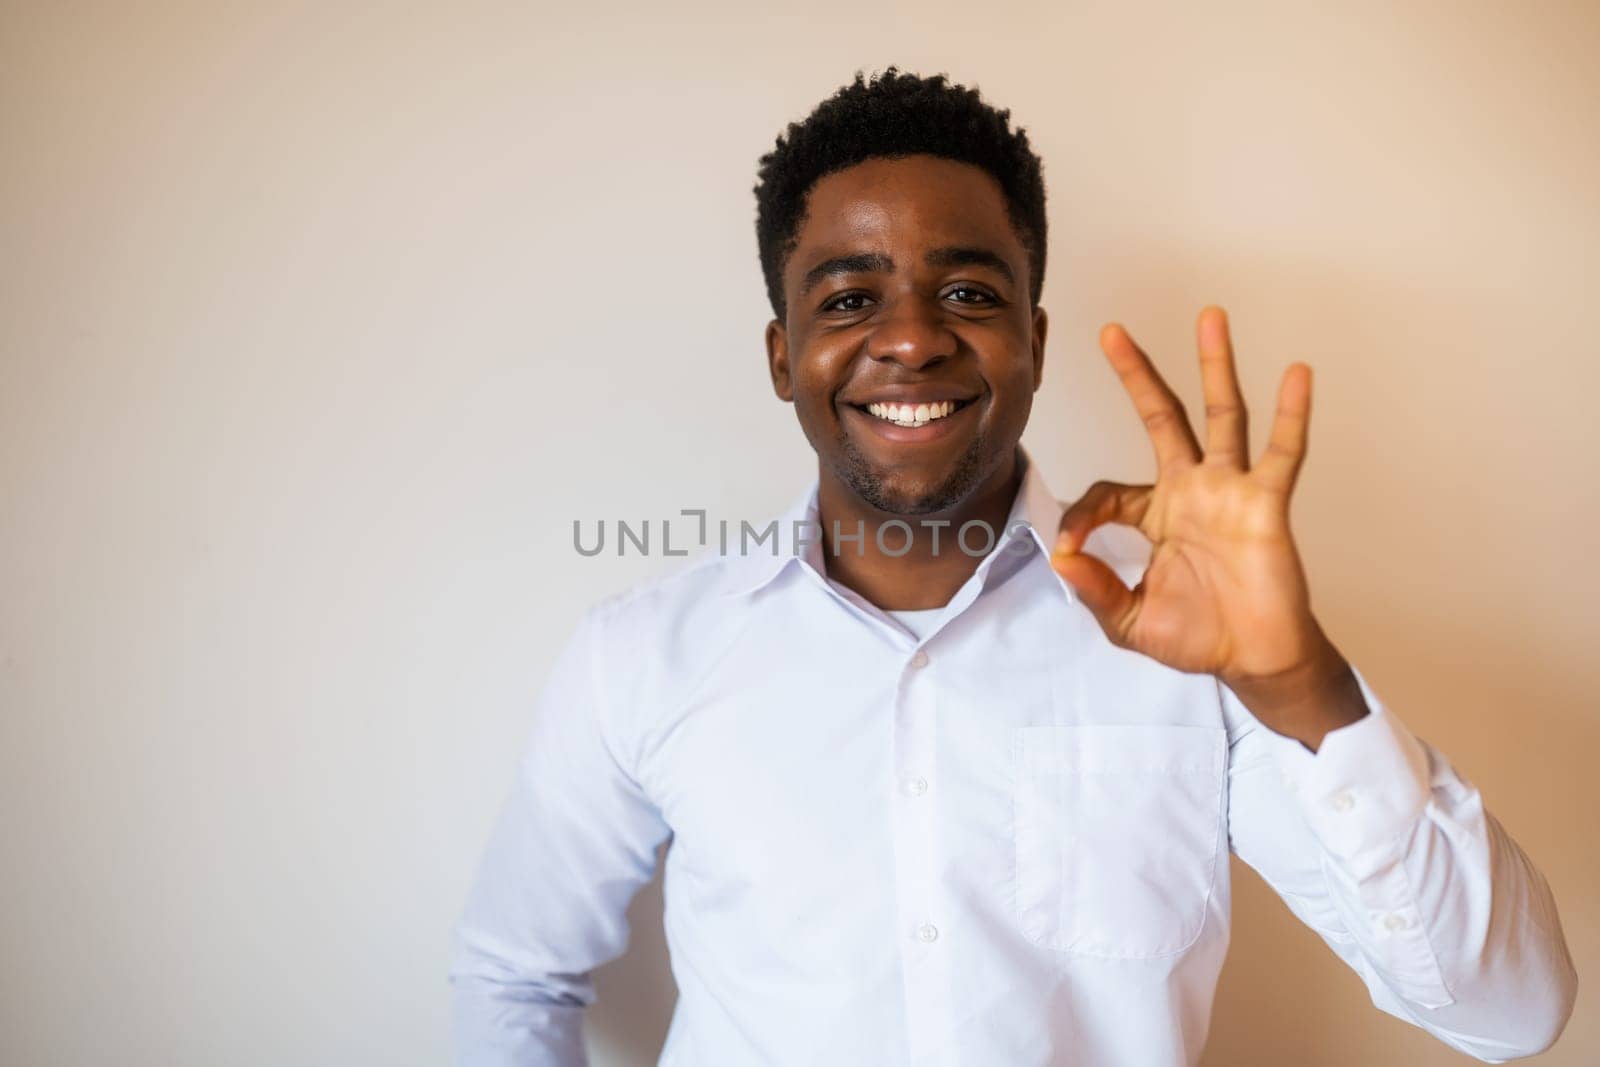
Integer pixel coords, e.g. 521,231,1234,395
789,154,1022,271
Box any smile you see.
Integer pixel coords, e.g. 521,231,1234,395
858,398,974,428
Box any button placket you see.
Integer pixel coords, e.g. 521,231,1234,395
889,639,949,1061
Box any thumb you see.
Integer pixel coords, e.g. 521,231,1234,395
1050,546,1140,648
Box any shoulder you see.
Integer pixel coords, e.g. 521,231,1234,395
572,547,763,705
581,546,750,640
563,549,759,756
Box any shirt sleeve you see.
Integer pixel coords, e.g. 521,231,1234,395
1222,663,1578,1062
449,604,673,1067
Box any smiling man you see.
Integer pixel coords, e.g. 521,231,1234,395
450,68,1577,1066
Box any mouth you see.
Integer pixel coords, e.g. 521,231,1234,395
853,397,976,428
840,395,980,444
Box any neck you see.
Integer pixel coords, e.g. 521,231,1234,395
816,449,1024,611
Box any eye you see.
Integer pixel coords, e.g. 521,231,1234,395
820,291,873,314
945,285,998,306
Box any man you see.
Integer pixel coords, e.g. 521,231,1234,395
450,68,1577,1065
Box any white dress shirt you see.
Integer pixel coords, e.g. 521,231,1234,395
449,452,1577,1066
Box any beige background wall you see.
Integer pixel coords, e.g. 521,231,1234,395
2,2,1595,1064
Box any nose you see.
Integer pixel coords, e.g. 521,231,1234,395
865,292,958,371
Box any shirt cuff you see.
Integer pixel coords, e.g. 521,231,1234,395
1270,662,1433,876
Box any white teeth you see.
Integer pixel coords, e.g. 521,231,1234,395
866,399,962,427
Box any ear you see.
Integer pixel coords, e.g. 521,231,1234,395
765,318,794,401
1030,305,1049,391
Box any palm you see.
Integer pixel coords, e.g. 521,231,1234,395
1051,307,1327,686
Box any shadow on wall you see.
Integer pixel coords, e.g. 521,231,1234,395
580,251,1596,1066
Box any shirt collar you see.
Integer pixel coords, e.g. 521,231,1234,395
720,446,1070,603
716,479,824,599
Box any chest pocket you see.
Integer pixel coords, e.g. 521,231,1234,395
1011,723,1226,958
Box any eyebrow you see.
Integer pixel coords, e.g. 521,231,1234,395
797,245,1016,300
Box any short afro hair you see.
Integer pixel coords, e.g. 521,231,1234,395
753,66,1048,323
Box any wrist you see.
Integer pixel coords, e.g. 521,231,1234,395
1222,636,1370,753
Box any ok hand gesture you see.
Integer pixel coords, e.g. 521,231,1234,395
1050,306,1367,749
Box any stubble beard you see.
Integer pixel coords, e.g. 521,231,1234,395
831,427,993,517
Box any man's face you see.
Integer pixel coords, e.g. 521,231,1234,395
766,153,1047,516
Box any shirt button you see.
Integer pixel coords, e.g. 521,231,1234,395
903,775,928,797
910,650,930,669
1383,912,1409,932
916,923,939,943
1330,790,1356,812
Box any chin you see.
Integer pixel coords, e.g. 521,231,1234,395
837,439,990,518
860,480,956,516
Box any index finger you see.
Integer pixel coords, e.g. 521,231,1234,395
1099,322,1202,473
